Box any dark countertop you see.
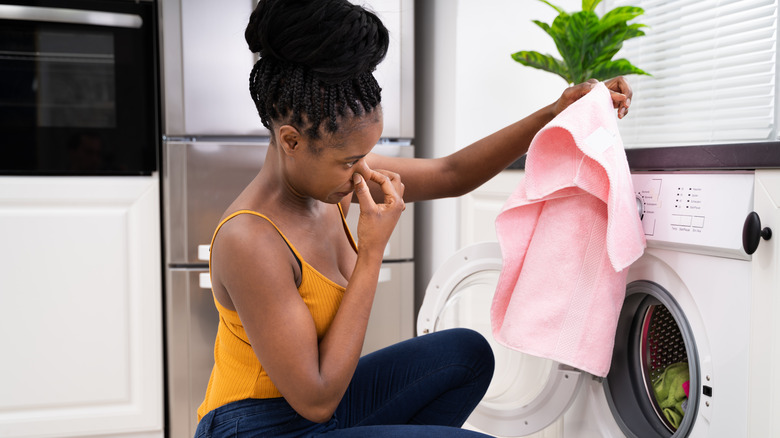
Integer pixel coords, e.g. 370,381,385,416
508,141,780,171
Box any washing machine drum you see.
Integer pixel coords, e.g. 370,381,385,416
604,280,702,438
417,242,585,437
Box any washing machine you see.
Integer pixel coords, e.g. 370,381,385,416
418,171,779,437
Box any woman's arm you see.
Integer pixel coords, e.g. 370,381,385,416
365,78,632,203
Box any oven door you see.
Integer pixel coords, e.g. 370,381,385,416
0,0,158,175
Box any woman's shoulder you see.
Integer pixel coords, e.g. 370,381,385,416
210,210,304,307
213,210,288,257
216,189,287,241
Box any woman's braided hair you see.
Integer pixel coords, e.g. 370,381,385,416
245,0,388,139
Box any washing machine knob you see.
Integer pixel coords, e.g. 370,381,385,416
636,195,644,220
742,211,772,255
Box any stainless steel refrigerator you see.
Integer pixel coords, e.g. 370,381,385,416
159,1,415,437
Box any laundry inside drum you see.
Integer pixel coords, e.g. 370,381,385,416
641,304,691,433
434,270,554,409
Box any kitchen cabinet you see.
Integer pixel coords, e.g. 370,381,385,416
0,176,163,438
460,170,525,247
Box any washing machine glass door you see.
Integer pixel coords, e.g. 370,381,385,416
418,242,584,437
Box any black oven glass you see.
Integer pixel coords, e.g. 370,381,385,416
0,0,158,175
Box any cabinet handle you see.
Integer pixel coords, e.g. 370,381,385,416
742,211,772,255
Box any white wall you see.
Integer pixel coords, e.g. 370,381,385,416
414,0,579,312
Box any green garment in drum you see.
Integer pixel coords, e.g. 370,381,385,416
652,362,690,429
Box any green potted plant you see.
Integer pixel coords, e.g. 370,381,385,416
512,0,650,84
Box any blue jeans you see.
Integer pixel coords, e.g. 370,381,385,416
195,328,495,437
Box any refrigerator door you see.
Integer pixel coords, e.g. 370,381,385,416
362,261,416,355
165,268,219,438
160,0,265,136
164,140,268,264
354,0,415,139
161,0,412,138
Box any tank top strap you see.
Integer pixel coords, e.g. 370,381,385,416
210,210,305,265
210,205,357,265
337,203,358,253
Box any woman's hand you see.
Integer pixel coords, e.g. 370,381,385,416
552,76,633,119
352,162,405,258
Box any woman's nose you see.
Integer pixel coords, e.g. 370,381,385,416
353,159,372,178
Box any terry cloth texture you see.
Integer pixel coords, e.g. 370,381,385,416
491,82,646,378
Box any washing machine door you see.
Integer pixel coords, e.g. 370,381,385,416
417,242,585,437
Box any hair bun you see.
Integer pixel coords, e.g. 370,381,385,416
245,0,389,84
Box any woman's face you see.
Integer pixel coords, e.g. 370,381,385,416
289,111,383,204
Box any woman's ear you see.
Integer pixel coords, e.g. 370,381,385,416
278,125,301,156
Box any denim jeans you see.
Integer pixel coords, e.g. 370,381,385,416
195,328,496,437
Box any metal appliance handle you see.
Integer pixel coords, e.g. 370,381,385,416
0,5,143,29
199,273,212,290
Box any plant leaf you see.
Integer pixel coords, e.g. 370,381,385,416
545,13,574,70
582,0,603,12
589,24,629,66
511,51,571,83
587,9,648,73
623,23,647,40
590,23,646,64
513,1,650,84
532,19,553,36
565,11,600,83
538,0,567,15
599,6,645,30
589,58,651,81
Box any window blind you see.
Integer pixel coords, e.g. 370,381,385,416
602,0,778,148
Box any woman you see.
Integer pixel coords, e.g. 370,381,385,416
195,0,632,436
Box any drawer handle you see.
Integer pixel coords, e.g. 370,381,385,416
742,211,772,255
199,273,212,290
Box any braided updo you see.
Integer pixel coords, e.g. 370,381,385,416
245,0,389,139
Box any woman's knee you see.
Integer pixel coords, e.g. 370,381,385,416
436,328,495,379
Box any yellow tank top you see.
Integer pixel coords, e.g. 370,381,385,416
196,206,357,421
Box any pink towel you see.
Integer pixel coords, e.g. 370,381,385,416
491,82,646,377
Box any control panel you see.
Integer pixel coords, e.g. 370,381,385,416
631,172,754,259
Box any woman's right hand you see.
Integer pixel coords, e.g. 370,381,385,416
352,163,405,258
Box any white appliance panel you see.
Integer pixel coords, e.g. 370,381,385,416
633,172,754,259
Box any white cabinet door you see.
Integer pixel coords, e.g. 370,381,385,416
0,176,163,438
748,169,780,436
460,170,525,247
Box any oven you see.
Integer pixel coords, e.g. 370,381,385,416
0,0,158,175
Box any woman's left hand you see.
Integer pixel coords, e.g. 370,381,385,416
552,76,633,119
